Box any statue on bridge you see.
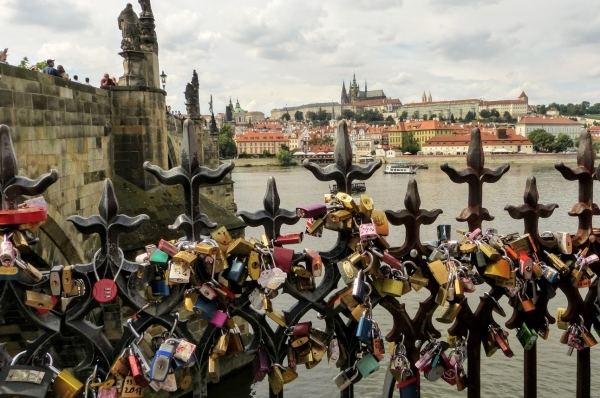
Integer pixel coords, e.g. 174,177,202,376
118,3,141,51
185,70,200,117
138,0,153,17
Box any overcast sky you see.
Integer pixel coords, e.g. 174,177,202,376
2,0,599,116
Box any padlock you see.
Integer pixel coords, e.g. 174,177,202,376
109,350,130,380
306,217,325,236
397,373,420,398
158,239,178,257
174,339,197,364
11,230,31,254
519,252,533,280
304,248,322,277
355,314,373,343
435,302,461,324
358,222,378,242
556,308,569,330
25,290,56,310
273,246,294,273
519,292,536,312
150,338,177,381
193,295,217,320
292,265,312,278
455,363,468,391
428,260,449,285
570,263,584,287
424,364,444,382
46,354,84,398
517,323,538,350
194,242,219,256
253,348,270,382
210,310,229,328
484,258,511,280
149,249,169,267
225,258,247,284
371,210,389,236
297,203,327,218
509,234,534,255
268,365,285,394
208,356,220,383
492,328,514,358
50,264,64,296
333,367,362,391
495,269,516,289
336,192,358,212
382,277,406,297
210,226,233,247
281,366,298,384
543,250,570,275
14,258,43,283
540,263,560,283
0,351,54,398
554,231,572,254
352,271,368,303
199,284,217,301
226,238,255,257
128,347,150,388
338,255,360,285
247,251,261,280
61,265,73,295
167,262,190,284
308,344,328,367
356,353,380,377
435,286,448,306
150,266,170,297
479,242,501,261
483,330,498,357
275,233,303,246
267,310,288,328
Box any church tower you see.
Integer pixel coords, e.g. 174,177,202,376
341,81,350,104
428,92,432,102
422,91,427,102
364,80,368,98
349,73,359,103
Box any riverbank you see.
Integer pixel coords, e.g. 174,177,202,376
229,153,578,167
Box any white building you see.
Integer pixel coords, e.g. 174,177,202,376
516,116,582,139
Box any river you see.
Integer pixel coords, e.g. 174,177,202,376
209,161,600,398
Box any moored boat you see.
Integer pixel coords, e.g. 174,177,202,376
384,162,418,174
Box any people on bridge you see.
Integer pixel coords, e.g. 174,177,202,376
73,75,79,82
85,77,91,85
0,48,8,64
101,73,116,87
41,59,63,78
57,65,69,80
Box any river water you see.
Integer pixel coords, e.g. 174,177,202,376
210,161,600,398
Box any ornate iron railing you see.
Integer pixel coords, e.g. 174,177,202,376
0,118,598,398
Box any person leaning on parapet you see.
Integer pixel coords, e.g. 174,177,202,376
41,59,63,78
0,48,8,64
57,65,69,80
100,73,115,87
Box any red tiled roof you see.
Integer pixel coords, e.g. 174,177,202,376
234,132,288,142
403,99,480,106
481,100,526,106
423,132,531,147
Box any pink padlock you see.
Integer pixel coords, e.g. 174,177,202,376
98,387,119,398
210,310,229,328
158,239,179,257
358,222,378,242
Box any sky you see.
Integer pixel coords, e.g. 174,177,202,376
2,0,600,117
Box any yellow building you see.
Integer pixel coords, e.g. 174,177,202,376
234,132,289,155
388,120,454,148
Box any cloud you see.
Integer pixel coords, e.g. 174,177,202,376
390,72,412,84
429,31,511,61
562,25,600,47
429,0,500,6
589,67,600,79
5,0,90,31
344,0,403,10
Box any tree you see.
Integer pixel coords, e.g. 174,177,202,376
262,149,275,158
479,109,491,118
430,114,437,120
306,111,317,121
551,133,573,153
401,132,420,154
218,124,237,158
527,129,555,152
490,109,500,118
357,109,384,123
385,116,395,125
594,141,600,159
411,111,420,120
464,111,476,123
450,114,456,123
341,109,355,120
422,114,429,121
281,112,291,121
503,111,512,121
18,56,46,70
276,144,294,166
399,111,409,122
294,111,303,121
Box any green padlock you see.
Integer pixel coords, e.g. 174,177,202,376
150,249,169,267
517,322,538,350
356,353,380,378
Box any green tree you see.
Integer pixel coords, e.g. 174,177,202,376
479,109,491,118
385,116,395,125
594,141,600,158
503,111,512,121
464,111,476,123
357,109,384,123
276,144,294,166
490,109,500,118
341,109,355,120
450,114,456,123
552,133,573,153
218,124,237,158
422,114,429,120
411,111,420,120
281,112,291,121
306,111,316,121
430,114,437,120
294,110,303,121
401,132,420,154
527,129,555,152
18,56,46,70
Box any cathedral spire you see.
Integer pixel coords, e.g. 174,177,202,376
341,80,349,104
428,91,432,102
364,80,367,95
422,91,427,102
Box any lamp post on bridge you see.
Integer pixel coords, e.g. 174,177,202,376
160,70,167,91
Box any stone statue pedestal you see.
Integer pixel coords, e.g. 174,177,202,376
118,51,147,87
139,15,160,89
144,51,160,89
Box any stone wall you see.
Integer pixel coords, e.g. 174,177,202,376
0,63,113,265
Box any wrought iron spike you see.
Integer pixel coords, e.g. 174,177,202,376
303,120,381,193
68,179,149,274
386,179,442,257
236,177,299,241
440,128,509,230
504,176,558,250
0,124,59,210
555,128,599,247
144,119,234,240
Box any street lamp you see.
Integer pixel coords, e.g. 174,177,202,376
160,70,167,91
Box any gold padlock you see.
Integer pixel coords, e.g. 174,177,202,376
556,308,569,330
583,330,598,347
328,210,352,223
208,356,220,383
454,277,465,298
307,218,325,235
309,329,331,347
428,260,449,285
409,269,429,291
184,291,199,312
51,367,84,398
483,331,498,357
310,344,328,363
381,278,405,297
212,333,230,358
484,258,511,280
460,243,477,253
281,367,298,383
296,276,316,291
269,366,285,394
194,243,219,256
371,210,389,236
267,310,287,327
509,234,534,255
172,251,197,268
292,266,313,279
11,230,31,254
248,252,261,280
349,305,367,322
495,270,516,288
61,265,73,295
435,301,461,324
335,192,358,213
24,290,55,310
294,344,313,365
226,238,255,257
435,287,447,306
371,277,387,297
210,226,233,247
479,242,501,261
359,194,374,218
109,351,130,380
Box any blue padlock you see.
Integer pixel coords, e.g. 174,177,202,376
193,295,217,320
225,258,246,284
356,353,380,377
150,338,177,381
150,266,170,296
398,373,420,398
355,315,373,343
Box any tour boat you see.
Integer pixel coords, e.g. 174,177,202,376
384,162,418,174
330,182,366,194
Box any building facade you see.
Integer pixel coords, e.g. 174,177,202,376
388,120,454,148
270,103,342,121
234,132,289,155
515,116,581,139
401,98,480,120
478,92,529,116
423,128,533,154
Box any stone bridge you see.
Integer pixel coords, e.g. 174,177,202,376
0,61,243,268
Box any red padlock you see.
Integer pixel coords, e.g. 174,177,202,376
293,321,312,336
304,249,322,277
273,247,294,274
274,233,303,246
93,279,118,304
0,207,47,226
158,239,179,257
